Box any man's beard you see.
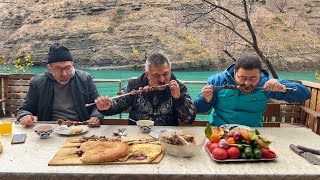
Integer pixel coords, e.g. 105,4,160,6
54,68,75,84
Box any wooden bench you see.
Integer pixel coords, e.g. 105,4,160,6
300,106,320,134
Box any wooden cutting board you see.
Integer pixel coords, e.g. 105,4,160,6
48,136,164,166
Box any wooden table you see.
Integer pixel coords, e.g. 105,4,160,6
0,123,319,180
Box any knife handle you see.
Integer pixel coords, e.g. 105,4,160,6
289,144,303,155
297,145,320,155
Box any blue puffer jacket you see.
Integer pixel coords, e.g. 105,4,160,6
194,64,311,127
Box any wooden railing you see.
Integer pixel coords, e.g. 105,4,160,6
298,81,320,134
0,73,37,117
0,73,319,134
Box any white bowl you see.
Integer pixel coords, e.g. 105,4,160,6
33,124,55,138
159,130,205,158
136,120,154,133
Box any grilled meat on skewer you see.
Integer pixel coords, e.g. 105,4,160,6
56,118,100,127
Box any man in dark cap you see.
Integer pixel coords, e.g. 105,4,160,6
17,43,104,126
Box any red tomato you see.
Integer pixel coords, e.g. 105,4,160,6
209,143,219,152
206,141,212,149
212,147,228,160
226,146,241,159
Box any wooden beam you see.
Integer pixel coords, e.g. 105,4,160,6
300,80,320,89
263,122,280,127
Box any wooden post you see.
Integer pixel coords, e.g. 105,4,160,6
0,74,9,116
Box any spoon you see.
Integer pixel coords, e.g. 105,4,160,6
128,118,138,124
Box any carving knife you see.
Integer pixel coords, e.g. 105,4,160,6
289,144,320,165
296,145,320,155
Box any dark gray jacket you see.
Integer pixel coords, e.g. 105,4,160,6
17,70,104,121
99,73,196,126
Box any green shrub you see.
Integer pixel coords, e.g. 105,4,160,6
273,15,284,23
116,7,124,16
107,26,114,34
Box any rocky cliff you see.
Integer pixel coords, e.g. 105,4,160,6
0,0,319,71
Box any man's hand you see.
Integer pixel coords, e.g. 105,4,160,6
86,117,101,127
95,96,112,110
19,115,38,126
263,79,287,93
168,80,181,99
202,85,214,103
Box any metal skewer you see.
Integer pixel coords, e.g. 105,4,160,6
84,92,131,108
212,85,297,91
85,84,169,108
256,87,297,91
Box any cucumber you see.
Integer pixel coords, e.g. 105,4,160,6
244,146,253,158
253,148,262,159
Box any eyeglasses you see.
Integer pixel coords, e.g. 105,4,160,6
236,75,259,82
51,65,74,74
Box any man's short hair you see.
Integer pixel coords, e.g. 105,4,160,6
234,55,262,72
145,53,171,71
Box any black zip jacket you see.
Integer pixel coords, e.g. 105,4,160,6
17,70,104,121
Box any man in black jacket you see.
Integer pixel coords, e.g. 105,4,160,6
17,43,104,126
95,53,196,126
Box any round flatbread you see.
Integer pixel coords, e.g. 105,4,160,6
129,143,162,162
80,141,129,164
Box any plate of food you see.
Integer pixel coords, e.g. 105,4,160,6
205,124,276,162
54,125,89,135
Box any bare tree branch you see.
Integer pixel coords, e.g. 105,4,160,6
242,0,257,49
202,0,246,22
184,8,216,25
208,17,253,46
242,0,278,78
216,10,235,29
185,0,279,78
223,49,237,62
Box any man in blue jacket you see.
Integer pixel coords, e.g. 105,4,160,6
17,43,104,126
194,55,311,127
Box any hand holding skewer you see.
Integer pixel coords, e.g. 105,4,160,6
85,84,169,108
201,85,214,103
262,79,297,93
167,80,181,99
201,83,297,101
